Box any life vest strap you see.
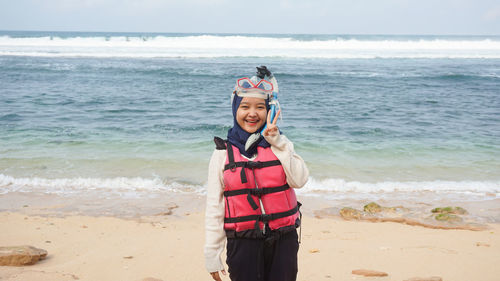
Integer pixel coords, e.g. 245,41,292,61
226,140,235,164
224,203,301,224
224,160,282,183
223,160,282,172
224,140,282,183
223,184,290,197
224,184,291,211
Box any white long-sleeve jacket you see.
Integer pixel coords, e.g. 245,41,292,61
204,133,309,272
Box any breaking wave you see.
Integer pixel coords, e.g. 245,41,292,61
1,35,499,58
1,174,499,198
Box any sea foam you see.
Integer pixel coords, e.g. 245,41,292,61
1,35,499,58
1,174,499,198
0,174,202,196
299,177,500,196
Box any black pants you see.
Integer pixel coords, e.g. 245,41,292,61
226,230,299,281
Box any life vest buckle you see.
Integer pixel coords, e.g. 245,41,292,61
260,214,272,222
228,163,237,172
249,188,264,196
246,161,263,169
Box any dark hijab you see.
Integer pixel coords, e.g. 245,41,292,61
226,94,270,158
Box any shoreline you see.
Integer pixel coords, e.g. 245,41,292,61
2,190,499,223
1,210,500,281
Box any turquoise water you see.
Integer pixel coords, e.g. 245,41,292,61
0,31,499,197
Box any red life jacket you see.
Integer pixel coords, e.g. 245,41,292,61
220,138,300,234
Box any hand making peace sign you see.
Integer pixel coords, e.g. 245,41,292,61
263,109,281,137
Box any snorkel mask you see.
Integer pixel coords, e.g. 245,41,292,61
233,77,274,100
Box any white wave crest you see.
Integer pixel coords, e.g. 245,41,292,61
2,174,499,198
0,35,499,58
297,177,500,195
0,174,203,195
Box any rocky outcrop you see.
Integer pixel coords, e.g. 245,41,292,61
363,202,383,213
340,207,363,220
431,206,467,215
324,202,485,231
434,213,463,222
352,269,388,277
364,202,408,214
0,245,47,266
432,206,468,222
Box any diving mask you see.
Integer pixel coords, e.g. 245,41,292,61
234,77,274,99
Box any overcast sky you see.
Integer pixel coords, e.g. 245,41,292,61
0,0,499,35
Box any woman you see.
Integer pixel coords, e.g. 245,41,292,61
204,66,309,281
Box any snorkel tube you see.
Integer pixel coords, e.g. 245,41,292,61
244,66,280,153
259,72,279,134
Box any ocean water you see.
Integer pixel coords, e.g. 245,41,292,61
0,31,499,203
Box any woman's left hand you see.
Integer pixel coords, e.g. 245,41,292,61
263,109,281,137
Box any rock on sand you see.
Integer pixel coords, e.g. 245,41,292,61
0,245,48,266
352,269,388,277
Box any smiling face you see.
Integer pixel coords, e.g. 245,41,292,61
236,97,268,133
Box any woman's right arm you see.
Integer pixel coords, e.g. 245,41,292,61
204,149,227,275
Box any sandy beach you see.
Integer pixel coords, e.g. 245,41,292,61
2,29,500,281
1,203,500,281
